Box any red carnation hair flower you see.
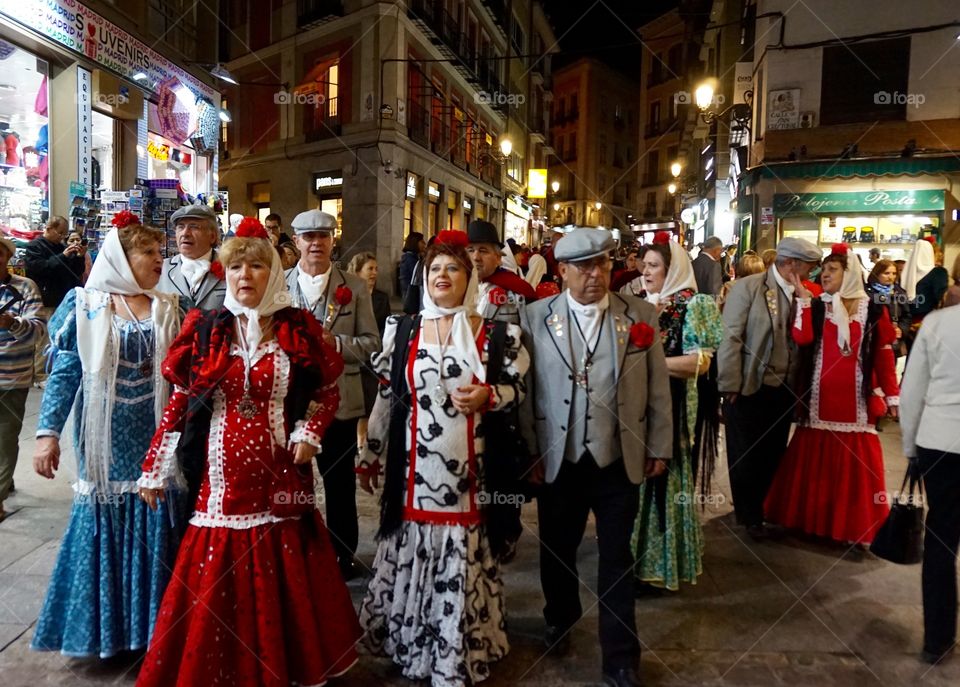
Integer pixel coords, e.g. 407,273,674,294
830,243,849,255
652,231,672,245
436,230,469,247
111,210,141,229
922,235,938,245
236,217,268,240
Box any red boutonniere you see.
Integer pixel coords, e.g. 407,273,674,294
334,285,353,306
209,261,224,281
488,286,509,306
629,322,655,349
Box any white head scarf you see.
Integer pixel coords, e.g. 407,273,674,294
644,239,699,306
420,259,485,383
821,249,868,352
222,233,292,352
76,226,180,494
900,239,935,300
500,244,521,275
526,253,547,287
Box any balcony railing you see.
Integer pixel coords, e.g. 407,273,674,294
304,96,340,141
297,0,344,27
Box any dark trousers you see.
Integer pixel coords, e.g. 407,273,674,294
0,388,29,502
918,446,960,654
724,384,795,527
315,417,360,564
538,455,640,671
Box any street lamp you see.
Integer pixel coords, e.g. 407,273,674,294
594,201,602,210
695,78,753,129
667,182,677,195
499,136,513,158
670,161,682,178
551,180,560,194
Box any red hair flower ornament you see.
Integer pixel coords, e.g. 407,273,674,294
629,322,655,349
830,243,849,256
111,210,141,228
436,230,469,247
652,231,672,245
236,217,269,240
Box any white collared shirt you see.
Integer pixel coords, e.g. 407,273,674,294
180,250,213,292
297,264,332,306
771,265,795,300
566,291,610,347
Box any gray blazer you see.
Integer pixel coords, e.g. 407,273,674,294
286,265,381,420
158,252,227,314
520,292,673,485
717,269,797,396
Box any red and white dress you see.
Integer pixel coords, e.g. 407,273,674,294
136,310,361,687
765,297,900,544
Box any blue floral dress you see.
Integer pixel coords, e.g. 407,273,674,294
31,289,184,658
632,290,723,590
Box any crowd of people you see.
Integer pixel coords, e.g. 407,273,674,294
0,210,959,685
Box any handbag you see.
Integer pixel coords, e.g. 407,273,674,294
870,460,925,564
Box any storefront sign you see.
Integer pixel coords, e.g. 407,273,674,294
506,196,530,219
767,89,800,130
77,66,91,187
760,207,774,223
405,173,417,199
147,140,170,161
2,2,216,101
527,169,547,199
774,190,946,215
734,62,753,104
428,181,440,200
313,173,343,192
462,197,473,212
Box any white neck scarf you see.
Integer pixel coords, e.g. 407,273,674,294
900,239,935,301
645,240,698,305
223,240,292,353
297,263,331,305
76,228,180,494
180,250,213,291
566,291,610,345
821,254,868,352
421,265,485,382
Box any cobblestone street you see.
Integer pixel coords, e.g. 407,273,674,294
1,389,957,686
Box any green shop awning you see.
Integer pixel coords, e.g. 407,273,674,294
741,156,960,187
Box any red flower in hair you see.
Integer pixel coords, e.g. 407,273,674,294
436,230,469,247
652,231,672,245
334,285,353,306
629,321,655,349
209,261,224,281
111,210,141,228
535,281,561,299
830,243,849,255
236,217,268,240
923,235,938,245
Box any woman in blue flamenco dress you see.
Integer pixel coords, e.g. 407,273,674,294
30,213,185,658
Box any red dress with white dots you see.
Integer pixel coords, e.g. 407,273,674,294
137,310,360,687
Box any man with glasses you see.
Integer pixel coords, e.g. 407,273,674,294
158,204,226,313
263,213,292,247
520,227,672,687
718,236,822,540
286,209,380,580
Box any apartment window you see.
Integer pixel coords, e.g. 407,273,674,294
667,44,683,76
511,16,525,56
507,151,522,181
820,37,910,125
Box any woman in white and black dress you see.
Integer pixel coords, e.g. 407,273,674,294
357,230,529,687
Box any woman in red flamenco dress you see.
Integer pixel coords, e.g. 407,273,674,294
136,219,360,687
765,244,900,546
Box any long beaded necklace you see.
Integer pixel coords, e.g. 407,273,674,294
234,315,273,419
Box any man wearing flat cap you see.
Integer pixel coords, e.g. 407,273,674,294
286,209,380,579
158,204,226,313
718,236,822,540
466,220,537,325
692,236,724,296
520,227,672,687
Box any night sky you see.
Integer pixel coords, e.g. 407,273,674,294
541,0,679,78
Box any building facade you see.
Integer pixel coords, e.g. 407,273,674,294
548,58,639,230
217,0,556,291
0,1,221,230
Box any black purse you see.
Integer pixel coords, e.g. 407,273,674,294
870,460,925,564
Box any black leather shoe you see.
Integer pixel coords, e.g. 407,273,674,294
543,625,571,656
602,667,643,687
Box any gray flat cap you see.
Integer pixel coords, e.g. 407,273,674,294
702,236,723,249
291,209,337,234
555,227,616,262
170,204,217,225
776,236,822,262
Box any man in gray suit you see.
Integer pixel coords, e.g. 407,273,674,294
717,236,821,540
692,235,724,296
521,228,672,687
157,204,226,313
286,209,380,579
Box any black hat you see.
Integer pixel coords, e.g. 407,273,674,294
467,220,503,247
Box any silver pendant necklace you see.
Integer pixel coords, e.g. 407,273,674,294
431,319,454,406
235,316,270,420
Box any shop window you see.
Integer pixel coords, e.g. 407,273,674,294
820,37,910,125
92,111,117,191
